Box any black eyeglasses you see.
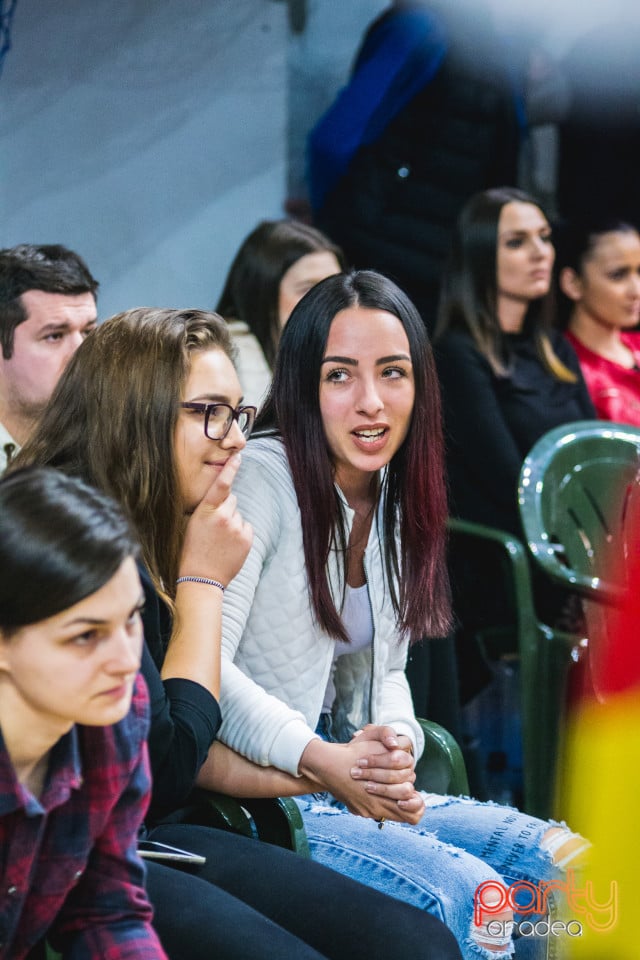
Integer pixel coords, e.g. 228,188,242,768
179,402,257,440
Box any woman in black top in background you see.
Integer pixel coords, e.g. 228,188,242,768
434,189,595,704
434,187,595,539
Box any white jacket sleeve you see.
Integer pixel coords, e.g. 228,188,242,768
219,451,320,776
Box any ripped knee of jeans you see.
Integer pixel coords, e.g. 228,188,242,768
470,887,515,956
540,826,591,870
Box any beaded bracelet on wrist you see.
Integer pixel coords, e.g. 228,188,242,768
176,576,225,592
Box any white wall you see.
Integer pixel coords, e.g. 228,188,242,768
0,0,288,318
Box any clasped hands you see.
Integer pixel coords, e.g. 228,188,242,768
299,723,425,825
349,724,425,824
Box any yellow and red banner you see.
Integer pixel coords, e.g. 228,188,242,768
560,539,640,957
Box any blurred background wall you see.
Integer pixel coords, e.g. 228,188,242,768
1,0,288,318
1,0,637,317
0,0,385,318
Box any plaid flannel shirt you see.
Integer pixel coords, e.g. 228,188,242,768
0,674,166,959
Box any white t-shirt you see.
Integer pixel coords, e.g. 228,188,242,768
322,583,374,713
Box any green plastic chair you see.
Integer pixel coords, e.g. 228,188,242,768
518,420,640,605
446,422,640,818
448,516,574,820
518,419,640,804
180,790,312,856
414,716,469,796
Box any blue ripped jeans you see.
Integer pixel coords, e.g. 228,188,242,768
295,719,575,960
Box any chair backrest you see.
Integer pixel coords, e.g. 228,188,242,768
519,420,640,604
414,717,469,796
447,516,564,818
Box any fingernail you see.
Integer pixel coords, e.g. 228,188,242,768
357,758,368,768
386,737,399,747
350,766,362,778
231,453,242,466
365,782,377,792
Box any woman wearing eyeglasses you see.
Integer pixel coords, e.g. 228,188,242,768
12,308,463,960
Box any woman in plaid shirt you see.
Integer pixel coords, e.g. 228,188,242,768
0,467,167,960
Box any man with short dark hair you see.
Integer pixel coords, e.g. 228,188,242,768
0,244,98,470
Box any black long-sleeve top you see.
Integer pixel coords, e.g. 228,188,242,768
138,565,221,823
435,329,596,536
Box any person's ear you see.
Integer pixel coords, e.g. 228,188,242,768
559,266,583,302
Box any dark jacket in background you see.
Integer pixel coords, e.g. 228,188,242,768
309,2,524,330
435,328,595,538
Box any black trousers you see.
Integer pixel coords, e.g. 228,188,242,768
145,823,462,960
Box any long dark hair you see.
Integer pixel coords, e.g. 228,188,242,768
12,308,234,600
216,219,345,369
435,186,576,381
0,467,138,634
257,270,451,643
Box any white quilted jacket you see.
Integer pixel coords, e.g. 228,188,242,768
219,436,425,776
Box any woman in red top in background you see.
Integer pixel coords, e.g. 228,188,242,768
557,219,640,426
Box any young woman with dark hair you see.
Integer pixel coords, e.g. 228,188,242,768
556,219,640,426
434,186,595,538
216,219,345,404
0,466,166,959
212,270,588,960
260,266,449,646
13,308,462,960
